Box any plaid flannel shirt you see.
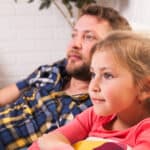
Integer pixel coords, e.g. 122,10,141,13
0,59,92,150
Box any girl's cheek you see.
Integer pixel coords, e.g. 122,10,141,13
103,87,116,99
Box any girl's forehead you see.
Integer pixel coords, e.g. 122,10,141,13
92,50,116,62
91,51,117,67
92,49,122,64
91,51,128,71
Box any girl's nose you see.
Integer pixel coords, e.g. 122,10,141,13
90,78,101,93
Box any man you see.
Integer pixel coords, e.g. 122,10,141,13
0,4,131,150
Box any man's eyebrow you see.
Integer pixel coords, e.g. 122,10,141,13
72,28,96,33
72,28,77,32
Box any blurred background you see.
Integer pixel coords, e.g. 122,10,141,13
0,0,149,87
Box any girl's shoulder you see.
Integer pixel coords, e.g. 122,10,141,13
135,117,150,130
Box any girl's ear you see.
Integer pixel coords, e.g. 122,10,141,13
138,91,150,102
138,77,150,102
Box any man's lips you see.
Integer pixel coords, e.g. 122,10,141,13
68,54,81,61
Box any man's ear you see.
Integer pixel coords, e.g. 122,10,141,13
138,76,150,102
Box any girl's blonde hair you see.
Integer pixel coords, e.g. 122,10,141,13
91,31,150,89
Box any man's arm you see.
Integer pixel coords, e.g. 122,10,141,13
29,131,74,150
0,64,49,106
0,83,21,106
0,60,66,106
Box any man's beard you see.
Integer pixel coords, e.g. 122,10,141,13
66,62,91,81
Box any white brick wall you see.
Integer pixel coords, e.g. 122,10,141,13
0,0,71,87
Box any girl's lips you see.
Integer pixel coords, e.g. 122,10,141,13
92,98,105,103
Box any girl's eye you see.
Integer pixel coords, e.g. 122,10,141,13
103,72,113,79
91,72,96,79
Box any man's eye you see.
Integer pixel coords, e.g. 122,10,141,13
103,73,113,79
71,33,76,38
84,35,96,42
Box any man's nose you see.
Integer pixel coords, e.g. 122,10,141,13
73,36,82,49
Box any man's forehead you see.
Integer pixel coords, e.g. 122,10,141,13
73,15,111,33
75,15,101,27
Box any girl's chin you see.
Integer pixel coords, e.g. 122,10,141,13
93,108,103,116
93,107,110,116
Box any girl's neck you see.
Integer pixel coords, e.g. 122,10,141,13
105,105,150,131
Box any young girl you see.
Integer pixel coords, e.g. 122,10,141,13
29,31,150,150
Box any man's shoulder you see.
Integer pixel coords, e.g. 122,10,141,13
37,58,66,67
36,58,67,74
52,58,67,67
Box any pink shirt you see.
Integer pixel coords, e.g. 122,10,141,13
57,107,150,149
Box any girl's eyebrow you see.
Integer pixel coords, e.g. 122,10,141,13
91,66,116,74
91,66,109,71
90,67,106,75
99,67,109,71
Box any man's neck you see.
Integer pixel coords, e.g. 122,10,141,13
63,77,90,95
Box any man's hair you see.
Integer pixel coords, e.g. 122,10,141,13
80,4,131,30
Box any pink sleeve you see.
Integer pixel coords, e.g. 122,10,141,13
28,141,40,150
133,119,150,150
56,107,94,144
